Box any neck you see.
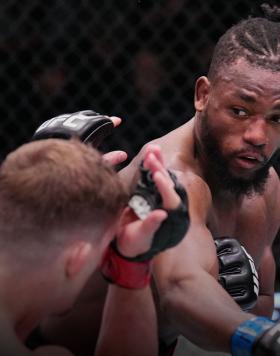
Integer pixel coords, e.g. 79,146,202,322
0,264,45,341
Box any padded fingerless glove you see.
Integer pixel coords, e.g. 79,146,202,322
32,110,114,147
215,237,259,311
127,163,190,261
101,162,190,288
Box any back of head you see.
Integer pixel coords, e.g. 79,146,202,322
0,139,128,252
208,3,280,81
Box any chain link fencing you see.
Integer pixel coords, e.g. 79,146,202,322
0,0,270,157
0,0,279,281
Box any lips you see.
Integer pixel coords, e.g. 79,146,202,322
237,152,265,163
234,152,265,170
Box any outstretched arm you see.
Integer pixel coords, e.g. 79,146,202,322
153,175,255,352
95,144,188,356
95,285,157,356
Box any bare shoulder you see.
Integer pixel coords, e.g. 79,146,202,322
177,169,212,223
33,345,73,356
130,119,192,159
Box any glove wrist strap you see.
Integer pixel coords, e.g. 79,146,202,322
231,317,275,356
101,242,152,289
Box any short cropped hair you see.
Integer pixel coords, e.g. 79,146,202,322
208,3,280,81
0,139,128,246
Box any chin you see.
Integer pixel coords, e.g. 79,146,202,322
232,170,256,181
228,162,259,180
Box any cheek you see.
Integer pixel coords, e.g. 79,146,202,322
222,134,240,154
208,110,244,152
204,110,229,144
268,130,280,153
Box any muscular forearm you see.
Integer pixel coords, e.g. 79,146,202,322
95,285,158,356
160,271,254,352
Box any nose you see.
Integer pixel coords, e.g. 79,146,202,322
243,118,268,148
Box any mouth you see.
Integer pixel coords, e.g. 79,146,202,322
234,153,264,170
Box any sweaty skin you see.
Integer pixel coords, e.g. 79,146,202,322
40,58,280,354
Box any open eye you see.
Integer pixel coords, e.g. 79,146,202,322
232,107,247,117
268,114,280,124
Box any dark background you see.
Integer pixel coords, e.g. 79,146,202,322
0,0,279,285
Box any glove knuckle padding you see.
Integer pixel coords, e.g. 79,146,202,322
32,110,114,147
128,163,190,261
215,237,259,310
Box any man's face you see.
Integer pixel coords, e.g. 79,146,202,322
197,59,280,196
200,109,273,196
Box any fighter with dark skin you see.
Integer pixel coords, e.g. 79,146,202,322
37,4,280,356
119,5,280,353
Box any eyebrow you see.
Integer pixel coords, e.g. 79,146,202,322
271,103,280,111
235,91,257,103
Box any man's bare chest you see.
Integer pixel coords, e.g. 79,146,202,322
207,199,277,266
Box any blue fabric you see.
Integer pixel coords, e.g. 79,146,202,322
231,317,275,356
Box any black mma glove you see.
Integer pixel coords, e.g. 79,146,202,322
231,316,280,356
215,237,259,311
123,162,190,261
101,162,190,288
32,110,114,147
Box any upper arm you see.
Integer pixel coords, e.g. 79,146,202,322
153,173,219,290
250,245,276,317
257,246,276,299
121,156,220,289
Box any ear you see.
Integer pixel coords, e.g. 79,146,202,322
65,241,92,280
194,76,210,112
